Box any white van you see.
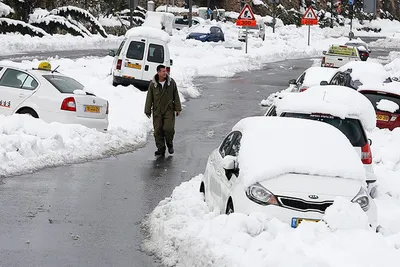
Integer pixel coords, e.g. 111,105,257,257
109,26,173,90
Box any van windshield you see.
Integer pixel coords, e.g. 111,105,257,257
126,41,145,60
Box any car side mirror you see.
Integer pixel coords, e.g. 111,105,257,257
109,50,116,57
170,59,173,66
368,139,372,146
288,79,297,85
222,155,239,180
322,51,327,55
320,81,328,86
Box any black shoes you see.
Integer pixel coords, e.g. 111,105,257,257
155,150,165,156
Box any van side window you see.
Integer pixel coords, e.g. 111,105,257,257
126,41,145,60
116,40,126,56
147,44,164,64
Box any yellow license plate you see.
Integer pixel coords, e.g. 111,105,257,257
376,114,389,121
85,105,100,113
126,63,141,69
291,218,320,228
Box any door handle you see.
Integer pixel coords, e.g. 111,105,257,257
338,58,343,61
145,65,149,71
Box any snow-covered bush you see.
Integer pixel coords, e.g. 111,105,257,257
31,15,86,37
0,1,13,17
0,17,47,37
117,6,147,26
277,6,301,26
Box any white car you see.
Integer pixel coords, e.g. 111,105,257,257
265,85,377,188
238,23,265,41
288,66,337,92
173,16,205,30
0,62,109,131
200,116,377,229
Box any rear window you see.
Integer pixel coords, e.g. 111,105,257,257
282,113,367,147
147,44,164,64
362,92,400,114
126,41,145,60
43,75,84,94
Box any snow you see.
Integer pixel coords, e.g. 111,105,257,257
35,15,87,36
302,66,337,87
0,1,13,17
232,116,366,186
275,85,377,131
252,0,266,6
98,15,122,27
155,5,199,13
338,61,390,89
189,25,212,34
125,26,171,43
0,18,49,37
28,8,49,23
377,99,400,113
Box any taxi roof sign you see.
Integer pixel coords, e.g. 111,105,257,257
236,4,256,27
301,6,318,25
327,45,358,57
38,61,51,71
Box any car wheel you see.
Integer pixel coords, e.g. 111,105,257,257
112,81,118,86
225,198,234,215
200,182,205,201
17,108,38,118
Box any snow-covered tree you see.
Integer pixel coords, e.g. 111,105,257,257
0,0,13,17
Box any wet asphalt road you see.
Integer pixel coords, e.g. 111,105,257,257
0,36,393,266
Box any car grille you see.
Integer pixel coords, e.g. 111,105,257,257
277,196,333,213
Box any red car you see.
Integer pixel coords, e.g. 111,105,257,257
359,89,400,130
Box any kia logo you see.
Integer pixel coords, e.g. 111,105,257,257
308,195,319,199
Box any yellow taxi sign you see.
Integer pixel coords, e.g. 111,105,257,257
38,61,51,71
327,45,357,57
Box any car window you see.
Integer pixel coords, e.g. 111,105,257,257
266,106,277,116
330,73,345,86
282,113,367,147
193,20,199,25
147,44,164,64
297,72,306,84
219,131,242,157
362,92,400,114
230,133,242,157
126,41,145,60
43,75,84,94
0,68,29,89
116,40,126,56
22,75,38,90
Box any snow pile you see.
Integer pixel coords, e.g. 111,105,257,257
125,26,171,43
0,1,13,17
301,66,337,87
233,117,365,186
338,61,390,89
377,99,399,113
144,176,400,267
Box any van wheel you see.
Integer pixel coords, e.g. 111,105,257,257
225,198,234,215
200,182,205,201
112,81,118,86
17,108,38,118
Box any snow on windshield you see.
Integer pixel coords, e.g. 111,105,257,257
232,117,366,187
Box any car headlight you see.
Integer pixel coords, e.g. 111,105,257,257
246,183,279,206
351,187,370,211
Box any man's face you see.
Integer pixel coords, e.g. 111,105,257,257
158,68,167,79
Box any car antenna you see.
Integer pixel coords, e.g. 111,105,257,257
51,65,60,73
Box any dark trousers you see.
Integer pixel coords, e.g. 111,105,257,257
153,111,175,152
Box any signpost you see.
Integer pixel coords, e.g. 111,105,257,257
236,4,256,54
301,6,318,46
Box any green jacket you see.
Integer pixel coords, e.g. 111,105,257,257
145,74,182,116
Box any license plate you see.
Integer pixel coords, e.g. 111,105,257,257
291,218,320,228
376,114,389,121
126,63,141,69
85,105,100,113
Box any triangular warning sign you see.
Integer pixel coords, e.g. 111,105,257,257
302,6,318,20
237,4,256,20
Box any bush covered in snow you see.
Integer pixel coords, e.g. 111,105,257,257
0,17,47,37
0,1,13,17
32,15,86,37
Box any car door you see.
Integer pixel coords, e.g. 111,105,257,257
121,37,147,81
214,27,224,41
143,41,166,81
0,68,38,115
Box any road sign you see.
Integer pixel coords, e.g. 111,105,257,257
301,6,318,25
236,4,256,27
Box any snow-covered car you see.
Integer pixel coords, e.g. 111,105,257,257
288,66,337,92
0,62,109,131
345,40,371,61
200,116,377,229
265,85,377,187
186,25,225,42
173,16,205,30
359,83,400,130
321,44,361,68
323,61,391,90
238,23,265,41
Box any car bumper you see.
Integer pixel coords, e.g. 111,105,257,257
376,120,400,131
113,75,150,91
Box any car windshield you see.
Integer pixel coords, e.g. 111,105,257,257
281,112,367,147
362,92,400,114
43,75,84,94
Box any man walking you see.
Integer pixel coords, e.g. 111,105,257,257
145,65,182,156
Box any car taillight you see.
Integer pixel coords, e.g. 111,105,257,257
390,116,397,122
106,101,109,114
61,97,76,112
116,59,122,70
299,87,308,92
361,143,372,164
166,66,170,74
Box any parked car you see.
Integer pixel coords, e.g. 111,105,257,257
359,83,400,130
186,25,225,42
200,116,377,229
321,44,361,68
265,85,378,189
345,39,371,61
322,61,391,90
0,62,109,132
238,23,265,41
288,66,337,92
109,26,173,90
173,16,205,30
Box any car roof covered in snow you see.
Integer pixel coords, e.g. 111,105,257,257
359,82,400,96
338,61,390,89
274,85,376,131
190,25,217,33
125,26,171,43
303,67,338,87
232,116,366,187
